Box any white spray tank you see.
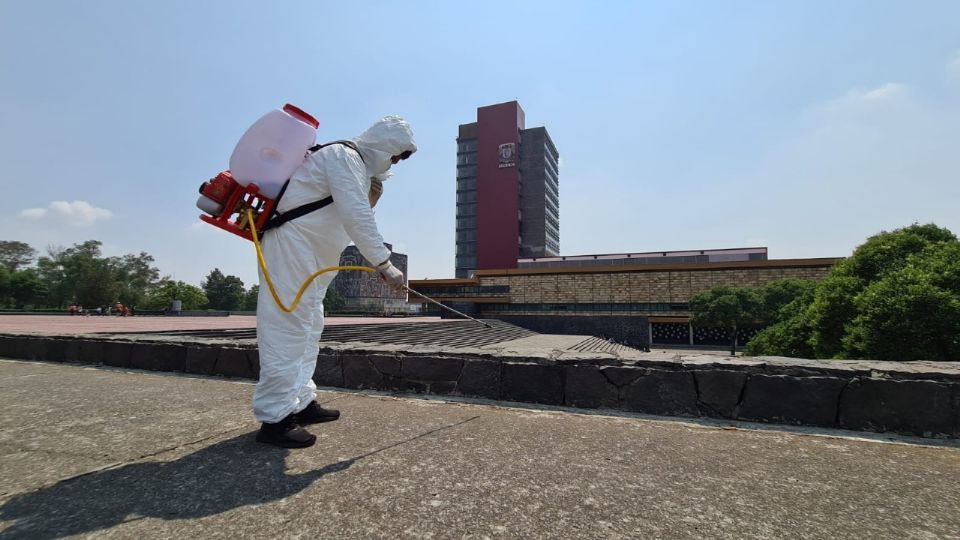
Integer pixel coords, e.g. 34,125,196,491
228,104,319,199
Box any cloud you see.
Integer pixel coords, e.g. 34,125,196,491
19,208,47,219
18,200,113,226
818,82,908,117
740,77,960,258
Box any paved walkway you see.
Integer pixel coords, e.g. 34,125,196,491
0,315,443,335
1,359,958,539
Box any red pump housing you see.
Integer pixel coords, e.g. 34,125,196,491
198,171,276,241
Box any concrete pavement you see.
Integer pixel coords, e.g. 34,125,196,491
1,358,958,539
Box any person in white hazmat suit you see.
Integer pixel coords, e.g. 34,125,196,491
255,116,416,448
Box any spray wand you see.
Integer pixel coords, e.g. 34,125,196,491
247,209,492,328
402,284,492,328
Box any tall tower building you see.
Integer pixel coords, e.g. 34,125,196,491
455,101,560,278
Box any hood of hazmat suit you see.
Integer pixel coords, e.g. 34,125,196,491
352,116,419,177
253,116,416,424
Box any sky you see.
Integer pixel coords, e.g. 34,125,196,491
2,1,958,287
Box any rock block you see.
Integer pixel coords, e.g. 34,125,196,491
694,370,748,418
247,349,260,380
457,360,501,399
130,343,186,373
0,336,30,360
78,340,105,365
102,341,132,368
185,347,218,375
401,356,463,382
371,355,401,378
45,339,80,363
342,354,383,389
738,375,846,427
838,378,956,436
314,352,343,387
501,363,562,405
623,370,698,416
565,365,619,409
216,348,254,379
429,381,457,395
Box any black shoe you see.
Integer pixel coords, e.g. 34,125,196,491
256,415,316,448
292,401,341,425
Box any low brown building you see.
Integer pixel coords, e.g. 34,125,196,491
409,252,839,348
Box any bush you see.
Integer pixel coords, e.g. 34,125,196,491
747,223,960,361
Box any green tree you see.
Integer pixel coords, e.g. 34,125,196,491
34,240,162,310
202,268,245,311
689,286,761,355
0,265,10,307
112,252,162,308
747,223,960,361
0,241,37,271
144,281,208,311
36,241,119,308
745,294,816,358
242,284,259,311
8,269,47,309
323,287,346,313
841,243,960,361
806,275,862,358
754,278,817,324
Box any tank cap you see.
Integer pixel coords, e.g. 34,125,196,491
282,103,319,129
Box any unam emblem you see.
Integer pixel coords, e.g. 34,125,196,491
498,143,515,164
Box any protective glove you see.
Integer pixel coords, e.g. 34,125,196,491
377,260,405,290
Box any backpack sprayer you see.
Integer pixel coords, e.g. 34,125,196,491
197,104,490,327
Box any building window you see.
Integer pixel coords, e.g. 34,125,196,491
456,216,476,229
457,165,477,178
455,256,477,268
413,285,510,296
457,177,477,191
456,191,477,204
457,139,477,152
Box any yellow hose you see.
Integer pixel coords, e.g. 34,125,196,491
246,208,377,313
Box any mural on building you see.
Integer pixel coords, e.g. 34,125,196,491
329,243,408,314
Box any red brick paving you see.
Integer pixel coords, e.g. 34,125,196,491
0,315,444,335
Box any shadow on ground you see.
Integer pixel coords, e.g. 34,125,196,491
0,415,479,539
0,432,353,539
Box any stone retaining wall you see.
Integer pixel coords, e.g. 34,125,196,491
1,333,957,438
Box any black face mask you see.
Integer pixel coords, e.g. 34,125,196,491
391,150,414,164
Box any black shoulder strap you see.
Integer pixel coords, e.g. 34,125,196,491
307,139,364,162
260,141,364,233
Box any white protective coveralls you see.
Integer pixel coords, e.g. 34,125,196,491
254,116,417,423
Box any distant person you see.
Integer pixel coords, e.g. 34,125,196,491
68,304,77,316
254,116,416,448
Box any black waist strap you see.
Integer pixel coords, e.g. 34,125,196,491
261,196,333,233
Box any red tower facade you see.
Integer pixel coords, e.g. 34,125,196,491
456,101,559,278
475,102,525,271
